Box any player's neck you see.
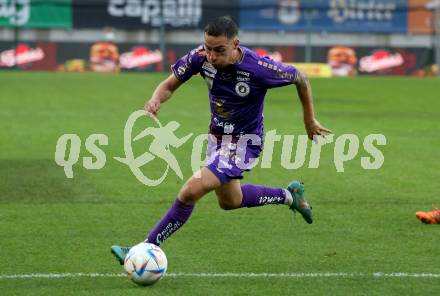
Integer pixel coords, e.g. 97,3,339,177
231,47,243,65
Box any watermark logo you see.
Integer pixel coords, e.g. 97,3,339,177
55,110,387,186
114,110,192,186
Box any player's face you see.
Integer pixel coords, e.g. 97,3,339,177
204,33,239,69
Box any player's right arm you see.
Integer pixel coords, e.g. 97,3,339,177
144,74,182,117
144,46,205,117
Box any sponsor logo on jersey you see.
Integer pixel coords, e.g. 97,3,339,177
257,60,279,71
236,70,251,82
177,64,188,75
236,76,250,82
204,71,215,78
236,70,250,77
202,61,217,74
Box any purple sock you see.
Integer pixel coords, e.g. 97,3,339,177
146,198,194,246
240,184,287,208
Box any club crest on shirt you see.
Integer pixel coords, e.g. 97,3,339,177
235,82,250,97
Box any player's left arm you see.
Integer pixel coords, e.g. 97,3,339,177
294,71,332,140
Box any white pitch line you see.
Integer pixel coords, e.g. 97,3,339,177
1,272,440,280
0,273,125,279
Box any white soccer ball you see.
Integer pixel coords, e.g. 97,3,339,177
124,242,168,286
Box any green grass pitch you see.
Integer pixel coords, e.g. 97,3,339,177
1,71,440,295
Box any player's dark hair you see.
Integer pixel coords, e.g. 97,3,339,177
204,16,238,39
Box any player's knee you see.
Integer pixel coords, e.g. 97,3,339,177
218,199,240,210
178,177,209,204
178,184,200,204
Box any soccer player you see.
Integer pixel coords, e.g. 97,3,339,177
111,16,331,263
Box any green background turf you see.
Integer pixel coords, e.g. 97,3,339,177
1,72,439,295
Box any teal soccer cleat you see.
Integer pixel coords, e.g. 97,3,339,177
111,245,131,265
287,181,313,224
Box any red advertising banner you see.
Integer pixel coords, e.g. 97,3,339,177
0,41,435,76
0,42,57,70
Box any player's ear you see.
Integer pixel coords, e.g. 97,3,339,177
233,38,239,49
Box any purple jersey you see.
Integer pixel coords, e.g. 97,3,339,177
171,46,299,137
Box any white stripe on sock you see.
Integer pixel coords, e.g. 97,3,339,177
283,189,293,206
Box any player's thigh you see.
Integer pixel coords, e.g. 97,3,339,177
215,179,243,210
178,167,221,204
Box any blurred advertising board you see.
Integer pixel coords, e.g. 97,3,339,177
72,0,239,29
408,0,434,33
240,0,408,33
290,63,332,77
327,46,358,77
0,0,72,28
0,42,57,70
0,42,435,76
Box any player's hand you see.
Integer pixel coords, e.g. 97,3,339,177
144,98,160,117
305,119,332,141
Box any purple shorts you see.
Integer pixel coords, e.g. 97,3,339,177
205,134,263,184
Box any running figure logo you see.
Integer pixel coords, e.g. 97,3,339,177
115,110,193,186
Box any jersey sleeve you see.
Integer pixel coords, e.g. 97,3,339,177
171,46,205,82
256,56,299,89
